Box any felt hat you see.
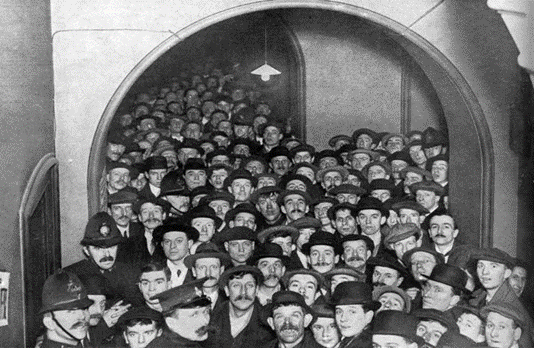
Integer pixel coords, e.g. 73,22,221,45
188,205,222,229
282,269,325,290
352,128,380,144
372,286,412,313
340,234,375,253
328,135,353,148
248,243,290,266
216,226,257,243
81,212,124,247
117,306,163,328
184,242,232,268
301,231,342,255
327,202,359,221
153,223,200,245
219,265,264,287
257,225,299,244
409,181,446,196
423,264,470,294
330,281,380,309
151,278,211,313
224,203,262,224
249,186,282,204
328,184,366,196
371,310,421,343
402,247,445,268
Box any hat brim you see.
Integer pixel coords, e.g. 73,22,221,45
184,252,232,269
331,298,381,311
40,297,94,314
80,236,124,247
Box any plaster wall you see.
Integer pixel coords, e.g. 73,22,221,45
51,0,525,267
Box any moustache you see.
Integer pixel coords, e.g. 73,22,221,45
347,256,364,263
280,322,300,332
235,295,254,302
434,234,446,238
196,325,209,336
99,255,114,263
313,261,330,267
265,274,280,281
145,218,161,224
290,208,304,214
373,282,387,288
70,321,88,330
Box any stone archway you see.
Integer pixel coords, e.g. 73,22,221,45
88,2,493,247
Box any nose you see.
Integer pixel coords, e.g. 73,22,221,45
201,225,208,233
149,281,156,291
139,334,146,344
266,200,273,209
298,286,306,296
423,332,432,343
238,243,244,252
217,206,223,214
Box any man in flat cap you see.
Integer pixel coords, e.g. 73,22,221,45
250,243,289,305
263,291,321,348
329,134,352,150
188,205,222,252
348,149,377,172
118,306,164,348
384,223,423,266
310,303,341,348
391,200,428,229
210,265,275,348
257,225,299,260
413,308,457,347
316,166,349,192
40,270,93,348
147,279,211,348
331,281,380,348
252,186,285,226
184,242,231,311
324,267,366,294
65,212,142,306
399,166,432,197
482,302,526,348
372,310,422,348
283,269,326,306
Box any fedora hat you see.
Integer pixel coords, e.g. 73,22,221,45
424,264,470,294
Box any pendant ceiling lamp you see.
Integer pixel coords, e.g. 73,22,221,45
251,25,281,82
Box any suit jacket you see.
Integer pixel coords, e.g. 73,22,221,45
117,222,144,264
138,184,158,200
64,259,143,306
147,328,206,348
339,328,372,348
288,250,307,271
209,300,275,348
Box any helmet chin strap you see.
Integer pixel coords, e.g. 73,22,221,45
51,312,84,343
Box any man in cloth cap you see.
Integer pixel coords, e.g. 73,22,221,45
40,270,93,348
252,186,285,226
64,212,142,306
413,308,458,347
210,265,275,348
147,279,211,348
118,306,164,348
283,269,326,307
310,303,341,348
263,291,322,348
482,301,527,348
106,162,132,195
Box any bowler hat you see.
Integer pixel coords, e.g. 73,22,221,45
219,265,264,287
315,150,342,165
399,166,433,181
348,148,379,161
387,151,414,165
372,286,412,313
425,154,449,172
424,264,469,293
267,146,291,162
382,133,408,147
291,162,319,176
257,225,299,244
311,303,335,321
107,161,132,174
81,212,124,247
248,243,290,266
224,203,261,224
279,174,313,191
409,181,446,196
369,179,396,192
188,205,222,229
179,138,205,155
224,168,257,187
144,156,168,171
152,278,211,314
412,308,458,330
367,253,409,277
108,189,138,206
328,184,366,196
354,197,388,216
330,281,380,309
352,128,380,144
183,158,207,172
372,310,420,342
291,144,316,157
184,242,232,268
361,161,392,178
216,226,256,243
159,170,189,196
153,223,199,245
40,270,93,314
199,191,235,207
316,166,349,183
328,134,352,148
301,231,342,256
341,234,375,253
250,186,281,204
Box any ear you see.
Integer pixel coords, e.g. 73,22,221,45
304,206,309,214
380,216,386,225
334,255,340,264
366,250,372,259
504,268,512,279
145,172,150,179
83,246,90,258
250,187,255,194
224,242,229,252
191,268,197,278
453,229,459,239
219,265,225,275
267,317,275,331
229,221,235,228
364,310,374,326
281,205,287,215
156,328,163,337
106,174,110,183
251,241,255,250
255,203,261,211
162,212,167,220
42,314,55,331
514,327,522,342
224,285,230,297
416,238,423,248
228,186,234,195
450,294,460,308
303,313,313,328
307,255,311,264
395,277,404,287
123,332,129,343
418,215,425,224
188,239,194,249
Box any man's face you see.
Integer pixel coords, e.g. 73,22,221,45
164,195,190,214
231,212,256,230
108,168,131,191
296,167,315,183
330,274,357,294
333,209,357,236
403,172,424,194
282,194,308,222
296,228,315,250
319,157,338,169
169,118,185,133
335,194,359,206
287,274,318,306
107,143,126,161
416,190,439,210
350,153,371,171
371,189,391,203
293,151,313,164
87,294,106,326
191,217,216,243
386,137,404,154
184,169,207,190
208,200,231,221
485,312,520,348
172,306,210,341
322,172,342,191
373,266,402,288
123,321,162,348
342,240,371,271
509,266,527,297
428,215,458,246
245,160,266,176
398,208,422,227
225,239,254,264
257,257,285,288
233,125,251,139
457,313,485,344
183,124,201,140
335,304,373,338
271,236,293,257
308,245,338,274
85,245,118,270
477,260,511,291
314,202,333,226
263,126,282,147
193,258,224,288
391,160,408,180
49,309,90,340
233,144,250,157
286,179,307,192
218,121,233,138
229,178,254,202
431,160,448,184
161,150,178,169
200,142,215,155
257,176,277,189
256,193,281,222
146,169,167,188
356,134,373,149
210,154,230,167
417,320,448,347
177,148,199,166
422,279,458,311
138,270,170,306
357,209,385,236
269,305,310,345
209,169,229,190
225,273,257,311
425,145,442,159
270,156,291,176
367,165,388,182
410,252,437,282
139,203,165,230
391,235,420,260
162,231,192,262
139,119,157,132
377,292,405,312
311,317,340,348
409,145,426,165
109,203,133,227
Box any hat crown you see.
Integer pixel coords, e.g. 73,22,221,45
82,212,122,245
331,281,374,305
428,264,467,290
372,310,419,341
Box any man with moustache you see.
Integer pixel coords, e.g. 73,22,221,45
279,190,313,225
263,291,321,348
147,279,212,348
65,212,142,306
107,162,132,195
40,270,93,348
210,266,275,348
268,146,293,176
428,212,471,266
250,243,289,305
367,253,408,291
340,234,374,274
302,231,342,275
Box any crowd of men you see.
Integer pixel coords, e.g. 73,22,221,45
39,68,533,348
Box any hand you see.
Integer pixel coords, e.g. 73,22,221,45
103,300,131,327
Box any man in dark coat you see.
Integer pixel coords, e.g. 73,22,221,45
209,265,275,348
